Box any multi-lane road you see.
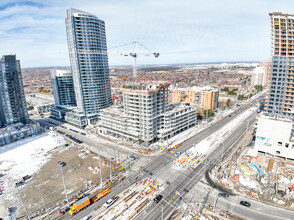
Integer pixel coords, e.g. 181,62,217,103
37,95,294,220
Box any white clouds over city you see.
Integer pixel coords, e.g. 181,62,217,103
0,0,293,67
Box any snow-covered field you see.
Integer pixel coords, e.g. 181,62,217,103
0,131,66,207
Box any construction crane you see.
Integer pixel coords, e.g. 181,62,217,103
77,41,159,77
127,41,159,77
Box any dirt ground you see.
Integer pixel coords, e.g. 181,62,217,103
18,145,111,216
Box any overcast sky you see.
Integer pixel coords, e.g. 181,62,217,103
0,0,293,67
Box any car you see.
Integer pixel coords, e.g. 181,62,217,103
175,152,181,157
149,172,153,176
58,161,66,167
128,155,136,161
154,195,163,203
104,196,119,208
218,193,229,198
240,201,251,207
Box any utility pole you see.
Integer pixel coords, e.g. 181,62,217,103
98,155,103,188
16,186,31,220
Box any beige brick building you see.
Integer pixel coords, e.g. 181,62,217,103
171,86,219,110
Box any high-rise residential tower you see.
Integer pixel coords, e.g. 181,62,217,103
66,8,112,118
0,55,29,127
51,69,76,106
266,12,294,116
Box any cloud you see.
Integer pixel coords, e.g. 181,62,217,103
0,0,293,67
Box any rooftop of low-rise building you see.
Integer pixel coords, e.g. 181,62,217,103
120,83,170,94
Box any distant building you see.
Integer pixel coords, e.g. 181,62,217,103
0,55,29,127
65,8,112,127
98,83,196,144
251,66,267,87
51,69,76,106
254,115,294,160
0,55,40,146
266,12,294,116
170,86,219,111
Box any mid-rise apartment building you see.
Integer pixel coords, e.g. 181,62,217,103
99,83,196,144
0,55,29,127
170,86,219,111
51,69,76,106
266,12,294,116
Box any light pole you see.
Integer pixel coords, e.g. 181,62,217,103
109,157,112,179
98,155,103,188
58,161,69,207
16,185,31,220
206,104,209,125
160,203,163,220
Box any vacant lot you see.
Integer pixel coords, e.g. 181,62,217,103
17,145,111,218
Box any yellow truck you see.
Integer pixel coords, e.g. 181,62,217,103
90,188,112,203
174,144,180,149
69,196,90,215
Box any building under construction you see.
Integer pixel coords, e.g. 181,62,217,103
98,83,196,144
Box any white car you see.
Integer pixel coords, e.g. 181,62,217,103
104,196,118,208
128,155,136,161
175,152,181,157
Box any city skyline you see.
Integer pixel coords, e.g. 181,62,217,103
1,0,294,67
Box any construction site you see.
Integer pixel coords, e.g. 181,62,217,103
98,83,196,146
210,139,294,210
92,178,164,220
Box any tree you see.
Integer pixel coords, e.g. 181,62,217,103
226,99,231,107
254,85,263,92
203,109,214,119
228,90,237,96
238,94,246,100
221,87,229,92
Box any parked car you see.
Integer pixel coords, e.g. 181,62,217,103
154,195,163,203
240,201,251,207
58,161,66,167
175,152,181,157
104,196,119,208
218,193,229,198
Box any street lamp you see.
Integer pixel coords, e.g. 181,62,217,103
16,185,31,220
58,161,69,207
